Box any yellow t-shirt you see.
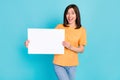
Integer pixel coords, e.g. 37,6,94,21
53,24,87,66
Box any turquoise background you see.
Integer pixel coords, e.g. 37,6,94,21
0,0,120,80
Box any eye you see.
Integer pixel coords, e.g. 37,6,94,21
71,11,75,15
66,12,70,15
72,12,75,15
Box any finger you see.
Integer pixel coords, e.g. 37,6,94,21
62,41,65,45
28,40,30,43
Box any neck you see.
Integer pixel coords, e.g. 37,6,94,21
68,23,76,28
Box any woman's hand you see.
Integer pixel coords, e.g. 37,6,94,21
24,40,30,48
62,41,71,49
62,41,84,53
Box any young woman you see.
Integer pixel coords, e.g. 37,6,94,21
53,4,87,80
25,4,87,80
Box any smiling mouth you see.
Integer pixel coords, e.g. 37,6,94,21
68,18,74,22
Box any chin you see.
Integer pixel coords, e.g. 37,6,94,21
68,21,74,24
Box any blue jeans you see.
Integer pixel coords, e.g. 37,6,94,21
54,64,77,80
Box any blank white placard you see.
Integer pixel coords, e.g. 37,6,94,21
28,28,64,54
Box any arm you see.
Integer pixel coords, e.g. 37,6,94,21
62,41,84,53
69,45,84,53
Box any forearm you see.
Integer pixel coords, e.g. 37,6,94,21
62,41,85,53
68,45,84,53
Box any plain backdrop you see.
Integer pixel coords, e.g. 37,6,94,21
0,0,120,80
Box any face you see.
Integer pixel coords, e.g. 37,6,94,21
66,8,76,25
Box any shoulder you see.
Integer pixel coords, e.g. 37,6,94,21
55,24,64,29
80,27,87,34
76,26,86,34
79,26,86,31
76,26,86,32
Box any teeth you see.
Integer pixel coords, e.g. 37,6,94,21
69,19,73,21
68,18,72,20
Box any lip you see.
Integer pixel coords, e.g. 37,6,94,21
68,18,74,22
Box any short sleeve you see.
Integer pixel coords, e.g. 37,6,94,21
79,28,87,46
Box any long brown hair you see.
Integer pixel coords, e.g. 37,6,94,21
63,4,82,29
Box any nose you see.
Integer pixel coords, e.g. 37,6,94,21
68,14,72,18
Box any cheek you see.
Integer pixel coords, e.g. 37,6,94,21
73,14,76,19
66,15,69,18
66,15,69,21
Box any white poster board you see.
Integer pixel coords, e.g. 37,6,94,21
28,28,64,54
